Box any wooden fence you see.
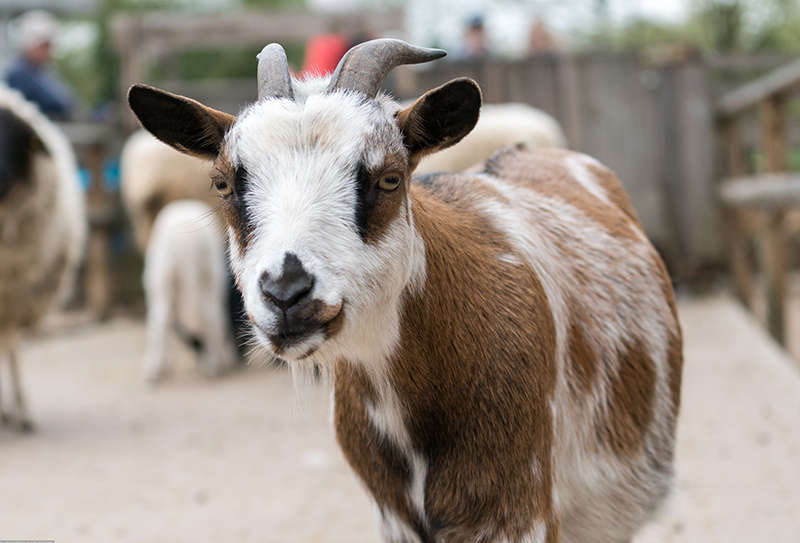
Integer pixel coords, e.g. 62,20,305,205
111,13,800,282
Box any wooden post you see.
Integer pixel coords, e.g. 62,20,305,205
761,210,787,344
721,117,755,307
723,117,745,176
761,95,786,172
758,95,788,345
85,142,111,320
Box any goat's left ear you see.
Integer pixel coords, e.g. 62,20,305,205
396,77,481,163
128,84,235,160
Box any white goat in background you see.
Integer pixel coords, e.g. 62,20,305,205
0,85,86,431
120,129,219,250
414,102,566,174
142,200,237,383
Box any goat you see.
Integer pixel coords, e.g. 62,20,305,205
120,129,219,250
0,85,86,431
121,130,249,366
414,102,566,174
128,39,683,543
142,200,237,382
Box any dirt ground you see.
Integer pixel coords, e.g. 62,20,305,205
1,294,799,542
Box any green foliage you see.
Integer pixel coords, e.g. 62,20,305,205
583,0,800,55
52,0,307,110
242,0,304,7
585,18,694,52
691,0,744,51
148,42,305,82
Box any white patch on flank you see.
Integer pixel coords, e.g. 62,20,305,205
497,252,522,266
564,153,611,205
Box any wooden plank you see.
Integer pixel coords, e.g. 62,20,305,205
719,174,800,207
83,143,112,320
717,57,800,118
760,211,787,345
112,8,403,126
112,9,402,53
719,116,753,308
723,210,754,308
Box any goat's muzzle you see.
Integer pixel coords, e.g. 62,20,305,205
255,253,344,357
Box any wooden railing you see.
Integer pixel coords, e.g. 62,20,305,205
717,59,800,346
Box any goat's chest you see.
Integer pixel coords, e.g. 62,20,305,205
333,365,429,538
332,363,552,542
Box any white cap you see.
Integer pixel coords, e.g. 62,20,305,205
14,10,59,51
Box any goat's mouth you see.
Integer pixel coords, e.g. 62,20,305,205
253,302,345,360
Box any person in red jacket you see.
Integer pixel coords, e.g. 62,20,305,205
301,34,349,77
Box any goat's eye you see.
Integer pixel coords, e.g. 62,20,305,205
377,175,401,192
214,179,232,196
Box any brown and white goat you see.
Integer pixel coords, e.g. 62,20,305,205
128,39,683,543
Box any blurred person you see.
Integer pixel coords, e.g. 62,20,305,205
528,19,558,54
456,15,489,59
4,10,75,120
302,34,349,77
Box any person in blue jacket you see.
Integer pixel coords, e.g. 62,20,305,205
4,10,74,120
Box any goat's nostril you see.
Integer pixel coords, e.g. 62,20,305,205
259,253,315,310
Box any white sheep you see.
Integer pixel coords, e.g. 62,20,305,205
414,102,566,174
129,40,682,543
0,85,86,431
142,199,237,383
120,129,218,250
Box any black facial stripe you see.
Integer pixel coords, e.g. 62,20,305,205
234,164,248,192
222,164,257,247
354,161,376,241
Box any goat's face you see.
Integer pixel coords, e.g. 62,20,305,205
129,40,480,361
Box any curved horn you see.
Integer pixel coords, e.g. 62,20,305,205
327,38,446,97
257,43,294,100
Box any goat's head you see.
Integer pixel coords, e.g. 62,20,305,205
128,39,481,362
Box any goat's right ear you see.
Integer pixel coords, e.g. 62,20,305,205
396,78,481,165
128,84,235,160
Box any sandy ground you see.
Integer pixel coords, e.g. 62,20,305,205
1,294,799,542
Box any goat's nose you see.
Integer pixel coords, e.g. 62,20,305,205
259,253,315,311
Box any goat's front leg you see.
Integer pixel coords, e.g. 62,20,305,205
143,295,171,383
197,297,236,378
7,347,33,432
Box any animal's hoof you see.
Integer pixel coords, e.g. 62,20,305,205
17,418,34,433
143,363,167,385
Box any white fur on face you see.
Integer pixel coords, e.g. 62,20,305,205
224,88,424,363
